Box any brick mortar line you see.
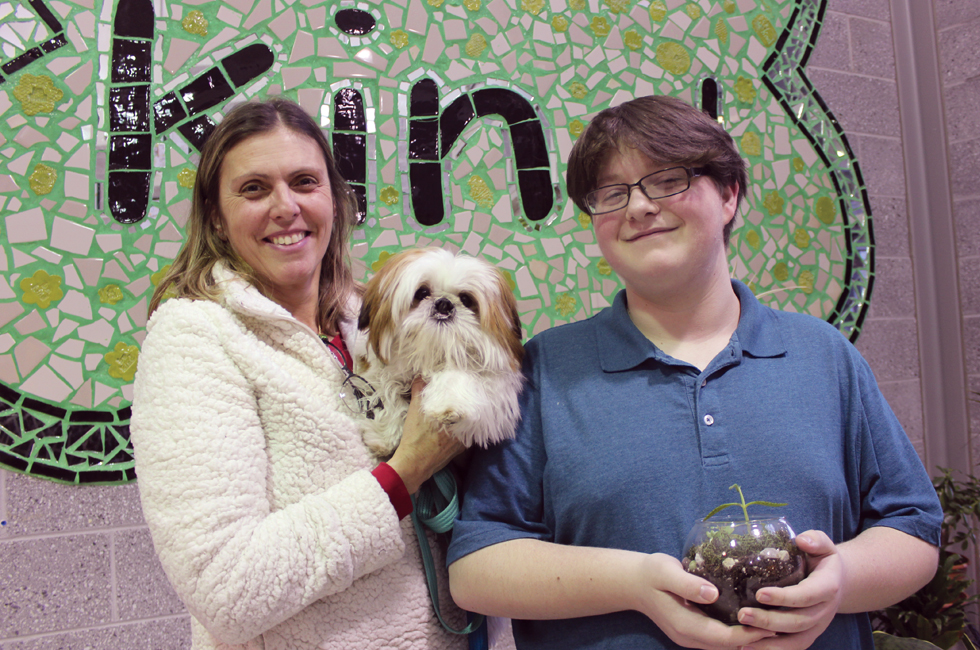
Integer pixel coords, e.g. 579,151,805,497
0,613,190,644
0,523,149,543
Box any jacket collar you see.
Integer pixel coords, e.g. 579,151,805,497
212,262,296,325
210,262,361,351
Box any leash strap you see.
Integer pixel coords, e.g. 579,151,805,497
467,613,489,650
411,468,487,641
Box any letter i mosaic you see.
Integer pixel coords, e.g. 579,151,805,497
0,0,871,484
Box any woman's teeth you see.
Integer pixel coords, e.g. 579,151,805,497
270,232,306,246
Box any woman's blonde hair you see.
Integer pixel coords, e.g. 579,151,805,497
148,97,361,334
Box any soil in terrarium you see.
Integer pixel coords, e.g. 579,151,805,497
682,526,807,625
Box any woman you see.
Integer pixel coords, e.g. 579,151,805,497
131,97,466,649
447,95,942,650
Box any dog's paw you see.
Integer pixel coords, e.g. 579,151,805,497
428,407,463,427
365,438,397,457
361,425,400,458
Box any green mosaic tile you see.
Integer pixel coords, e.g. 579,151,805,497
0,0,871,484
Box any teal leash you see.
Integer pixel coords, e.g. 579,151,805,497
410,468,487,642
413,468,459,534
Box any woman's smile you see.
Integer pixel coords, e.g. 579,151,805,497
266,230,311,247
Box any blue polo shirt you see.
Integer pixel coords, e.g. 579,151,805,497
448,280,941,650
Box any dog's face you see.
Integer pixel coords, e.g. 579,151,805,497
358,248,524,370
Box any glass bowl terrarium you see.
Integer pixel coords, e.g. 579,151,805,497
682,485,807,625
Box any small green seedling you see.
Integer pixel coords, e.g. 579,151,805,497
702,483,787,523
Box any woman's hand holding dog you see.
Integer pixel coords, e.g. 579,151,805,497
386,378,466,495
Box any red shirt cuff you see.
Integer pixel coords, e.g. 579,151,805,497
371,462,413,520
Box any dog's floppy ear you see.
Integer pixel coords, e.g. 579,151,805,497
358,257,395,362
487,267,525,368
490,267,523,342
357,253,404,330
509,297,523,346
358,248,430,363
504,281,524,365
357,295,373,332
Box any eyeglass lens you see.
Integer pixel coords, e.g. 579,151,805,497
324,337,379,417
587,167,693,214
339,372,377,417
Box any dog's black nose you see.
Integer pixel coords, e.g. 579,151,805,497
434,297,454,316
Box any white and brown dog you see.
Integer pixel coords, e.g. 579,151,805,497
355,247,525,456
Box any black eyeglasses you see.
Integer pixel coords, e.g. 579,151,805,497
324,339,380,419
585,167,704,215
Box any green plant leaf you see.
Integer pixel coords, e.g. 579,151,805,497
933,630,964,650
745,500,789,508
872,630,945,649
872,469,980,646
702,484,788,522
915,615,936,642
702,502,741,521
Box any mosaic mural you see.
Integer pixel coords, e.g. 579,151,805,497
0,0,872,483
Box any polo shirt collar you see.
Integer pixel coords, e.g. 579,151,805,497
594,291,660,372
731,279,786,359
594,279,786,372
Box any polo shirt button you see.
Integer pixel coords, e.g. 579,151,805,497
704,414,714,425
701,379,707,387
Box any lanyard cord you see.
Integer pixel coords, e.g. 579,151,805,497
411,468,487,643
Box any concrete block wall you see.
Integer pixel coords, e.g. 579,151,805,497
807,1,927,457
0,473,190,648
936,3,980,461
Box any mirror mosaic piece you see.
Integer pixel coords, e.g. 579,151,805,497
0,0,872,484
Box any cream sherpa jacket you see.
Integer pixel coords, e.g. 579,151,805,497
131,268,466,650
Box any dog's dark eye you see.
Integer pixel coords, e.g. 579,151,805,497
459,292,477,311
414,286,431,302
